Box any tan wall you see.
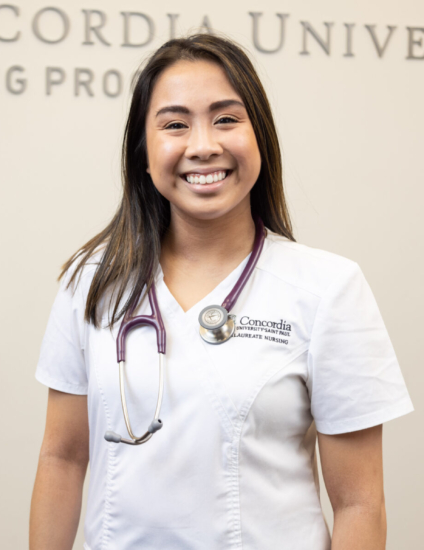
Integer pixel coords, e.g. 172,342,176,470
1,0,422,547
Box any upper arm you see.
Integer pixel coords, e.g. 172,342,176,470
39,388,89,467
317,424,385,511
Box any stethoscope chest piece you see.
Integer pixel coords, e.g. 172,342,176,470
198,305,235,344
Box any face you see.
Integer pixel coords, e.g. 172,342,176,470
145,59,262,222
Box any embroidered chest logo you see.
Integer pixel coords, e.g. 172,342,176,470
232,316,292,345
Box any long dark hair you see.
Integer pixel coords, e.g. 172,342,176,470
59,32,296,329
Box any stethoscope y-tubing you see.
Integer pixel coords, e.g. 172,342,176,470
105,275,166,445
104,214,265,446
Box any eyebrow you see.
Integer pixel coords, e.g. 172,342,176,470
155,99,245,118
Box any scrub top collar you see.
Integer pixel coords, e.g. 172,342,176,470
154,249,255,324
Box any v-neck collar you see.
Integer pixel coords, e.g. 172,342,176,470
155,251,253,324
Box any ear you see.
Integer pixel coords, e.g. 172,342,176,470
146,166,150,174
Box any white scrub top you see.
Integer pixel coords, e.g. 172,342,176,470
36,230,414,550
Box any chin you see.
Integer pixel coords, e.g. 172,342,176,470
182,205,245,223
185,210,226,221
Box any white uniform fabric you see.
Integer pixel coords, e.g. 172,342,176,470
36,230,414,550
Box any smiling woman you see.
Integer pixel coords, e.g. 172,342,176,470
30,32,414,550
55,32,292,327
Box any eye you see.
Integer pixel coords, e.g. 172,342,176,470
164,122,187,130
216,116,238,124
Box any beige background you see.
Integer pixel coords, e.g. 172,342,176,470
0,0,422,548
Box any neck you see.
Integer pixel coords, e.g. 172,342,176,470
160,204,256,268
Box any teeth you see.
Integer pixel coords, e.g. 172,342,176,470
185,170,228,185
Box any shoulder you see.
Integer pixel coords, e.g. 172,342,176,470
257,230,360,299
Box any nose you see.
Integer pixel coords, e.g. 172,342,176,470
184,123,223,160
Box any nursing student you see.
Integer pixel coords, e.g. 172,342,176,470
30,33,414,550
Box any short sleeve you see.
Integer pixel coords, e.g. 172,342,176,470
35,269,89,395
307,261,414,435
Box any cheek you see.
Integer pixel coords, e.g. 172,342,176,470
148,138,180,178
230,131,261,172
159,139,179,156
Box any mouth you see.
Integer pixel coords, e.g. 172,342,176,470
181,169,233,185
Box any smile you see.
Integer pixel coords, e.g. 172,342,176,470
183,170,231,185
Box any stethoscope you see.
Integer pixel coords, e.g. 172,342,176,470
104,215,266,446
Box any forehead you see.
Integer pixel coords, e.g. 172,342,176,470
148,59,241,110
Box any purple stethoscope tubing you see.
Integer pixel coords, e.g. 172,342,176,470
117,280,166,361
117,213,265,358
104,214,266,446
221,214,265,312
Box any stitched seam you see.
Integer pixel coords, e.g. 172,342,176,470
255,265,322,299
265,232,354,263
238,343,309,428
92,329,116,550
315,395,414,429
257,233,357,299
35,370,88,393
305,261,358,386
229,343,310,549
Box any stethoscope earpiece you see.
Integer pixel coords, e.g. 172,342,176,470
103,417,163,445
104,431,122,443
148,419,163,433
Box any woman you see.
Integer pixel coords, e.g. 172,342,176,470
30,33,414,549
